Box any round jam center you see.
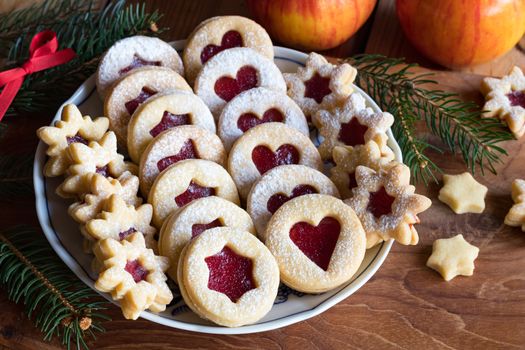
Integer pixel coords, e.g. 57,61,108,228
119,55,161,75
214,65,258,102
367,186,395,219
157,139,198,172
267,184,318,214
237,108,284,132
251,144,300,175
175,180,215,207
200,30,243,64
149,111,190,137
507,90,525,108
289,217,341,271
124,259,148,283
191,218,223,238
304,72,331,104
125,87,157,115
66,133,88,145
118,227,137,241
205,246,255,303
338,117,368,147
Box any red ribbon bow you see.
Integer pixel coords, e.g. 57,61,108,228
0,30,76,121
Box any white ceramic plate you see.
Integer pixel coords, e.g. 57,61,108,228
34,41,400,334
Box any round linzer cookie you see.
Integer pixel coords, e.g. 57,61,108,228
183,16,273,86
148,159,240,227
127,90,215,163
139,125,226,197
265,194,366,293
218,87,309,150
228,123,322,199
96,35,184,98
158,196,255,281
104,66,192,149
247,165,340,240
177,227,279,327
194,47,286,118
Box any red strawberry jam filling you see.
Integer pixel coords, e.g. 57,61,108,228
367,186,395,218
201,30,243,64
338,117,368,147
119,55,161,75
507,90,525,108
237,108,284,132
175,180,215,207
289,217,341,271
205,246,255,303
125,259,148,283
149,111,190,137
251,144,300,175
157,139,198,172
95,165,110,177
267,184,318,214
66,133,88,145
214,66,258,102
191,218,223,238
125,87,157,115
118,227,137,241
348,172,358,191
304,72,331,104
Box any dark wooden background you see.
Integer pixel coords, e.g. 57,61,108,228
1,0,524,349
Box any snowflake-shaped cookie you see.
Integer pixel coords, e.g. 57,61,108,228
313,93,394,160
504,179,525,231
85,194,157,251
330,138,395,199
37,104,109,177
481,66,525,139
58,131,137,197
345,163,432,247
68,172,142,224
284,52,357,118
93,232,172,320
426,234,479,281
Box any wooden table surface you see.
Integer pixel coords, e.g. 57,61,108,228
1,0,525,349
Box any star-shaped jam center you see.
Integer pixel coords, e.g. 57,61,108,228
338,117,368,147
125,259,148,283
507,90,525,108
367,186,395,218
125,87,157,115
175,180,216,207
304,72,331,104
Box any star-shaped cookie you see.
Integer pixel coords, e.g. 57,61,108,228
426,234,480,281
92,232,172,320
438,172,488,214
480,66,525,139
504,179,525,231
37,104,109,177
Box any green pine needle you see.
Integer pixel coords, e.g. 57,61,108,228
0,153,34,199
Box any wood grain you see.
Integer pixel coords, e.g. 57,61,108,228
1,0,525,349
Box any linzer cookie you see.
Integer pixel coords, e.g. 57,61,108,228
177,227,279,327
247,165,340,240
148,159,240,227
183,16,273,85
138,125,226,196
227,123,323,199
194,47,286,117
265,194,366,293
218,87,309,150
127,90,216,163
104,66,192,148
96,35,184,98
159,196,255,281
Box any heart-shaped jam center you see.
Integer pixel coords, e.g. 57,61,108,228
367,186,395,219
149,111,190,137
175,180,215,207
66,133,88,145
338,117,368,147
348,172,358,191
125,259,148,283
304,72,331,104
507,90,525,108
289,217,341,271
251,144,300,175
267,184,318,214
119,55,161,75
191,218,223,238
157,139,198,172
214,66,258,102
125,87,157,115
200,30,243,64
237,108,284,132
96,165,110,178
118,227,137,241
205,246,255,303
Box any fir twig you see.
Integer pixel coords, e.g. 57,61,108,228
0,226,110,350
0,153,34,199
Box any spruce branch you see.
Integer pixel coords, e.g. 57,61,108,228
0,153,34,199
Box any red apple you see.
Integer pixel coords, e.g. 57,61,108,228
247,0,377,51
396,0,525,68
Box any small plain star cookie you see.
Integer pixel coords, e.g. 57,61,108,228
283,52,357,119
438,172,488,214
93,232,172,320
480,66,525,139
426,234,480,281
345,163,432,248
37,104,109,177
504,179,525,231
